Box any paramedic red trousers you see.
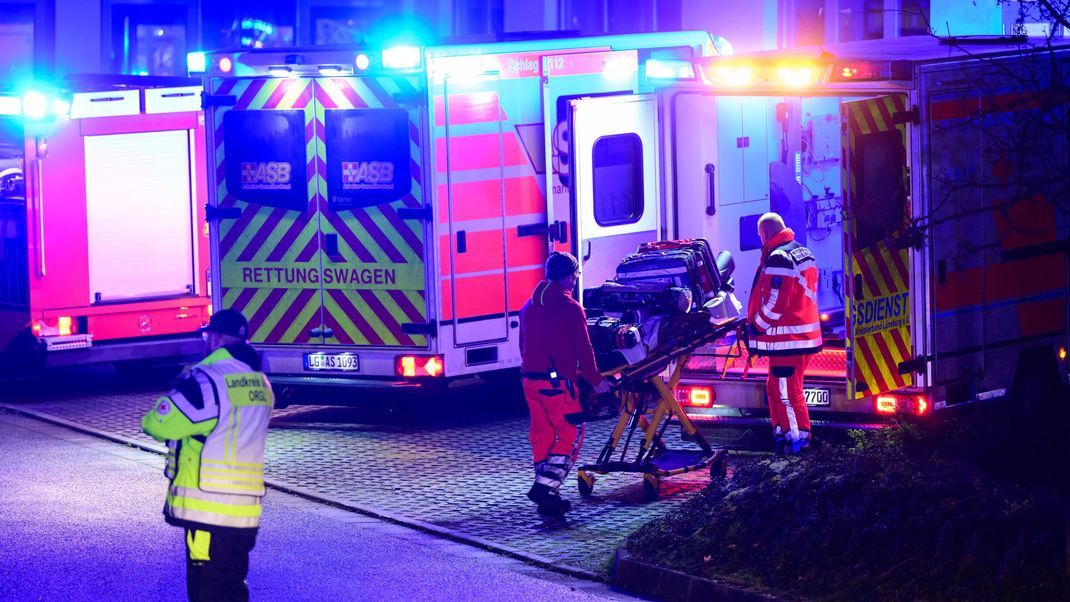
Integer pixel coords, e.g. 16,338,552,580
524,379,585,492
766,355,812,444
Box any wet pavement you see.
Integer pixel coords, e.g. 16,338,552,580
0,410,639,601
0,368,724,577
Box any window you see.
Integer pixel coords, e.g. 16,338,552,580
0,4,34,83
592,133,644,227
454,0,502,37
223,110,308,211
855,129,905,250
110,3,188,75
325,108,412,211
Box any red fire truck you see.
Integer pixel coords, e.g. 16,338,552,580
0,77,211,375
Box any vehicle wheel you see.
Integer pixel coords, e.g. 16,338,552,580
642,474,660,501
577,472,595,497
709,454,728,479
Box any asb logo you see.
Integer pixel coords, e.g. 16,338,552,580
241,162,292,190
342,161,395,191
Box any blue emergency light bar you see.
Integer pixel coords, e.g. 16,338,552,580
0,90,70,120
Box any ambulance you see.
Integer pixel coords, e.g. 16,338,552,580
0,77,211,375
190,32,724,390
660,36,1070,427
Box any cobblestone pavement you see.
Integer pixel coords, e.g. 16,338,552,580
1,370,726,575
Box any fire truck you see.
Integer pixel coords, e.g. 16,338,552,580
662,36,1069,427
189,32,723,391
0,77,211,375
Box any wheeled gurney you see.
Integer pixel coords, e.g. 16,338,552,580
576,316,746,501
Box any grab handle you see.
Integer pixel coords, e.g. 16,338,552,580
34,159,46,276
704,163,716,216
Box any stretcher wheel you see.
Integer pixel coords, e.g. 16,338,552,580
709,454,728,479
577,471,595,497
642,474,660,501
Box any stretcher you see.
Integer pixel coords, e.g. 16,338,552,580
576,316,746,501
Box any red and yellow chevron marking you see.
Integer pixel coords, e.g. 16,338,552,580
843,95,914,399
213,75,427,347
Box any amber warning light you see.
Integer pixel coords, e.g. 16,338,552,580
396,355,444,378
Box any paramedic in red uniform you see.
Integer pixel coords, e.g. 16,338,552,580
748,213,823,455
520,252,610,516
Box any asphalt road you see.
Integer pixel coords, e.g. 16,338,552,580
0,410,640,601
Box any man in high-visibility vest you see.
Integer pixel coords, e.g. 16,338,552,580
142,309,274,601
520,251,610,517
747,213,823,455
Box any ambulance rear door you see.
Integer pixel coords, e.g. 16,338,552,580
842,95,915,399
541,50,656,290
209,76,325,346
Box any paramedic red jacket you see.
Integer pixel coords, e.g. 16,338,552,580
747,228,823,355
519,280,603,386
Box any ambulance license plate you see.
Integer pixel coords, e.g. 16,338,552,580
304,353,359,372
804,388,830,406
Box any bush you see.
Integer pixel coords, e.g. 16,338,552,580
625,408,1070,601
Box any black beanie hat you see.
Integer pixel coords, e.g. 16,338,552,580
545,251,579,281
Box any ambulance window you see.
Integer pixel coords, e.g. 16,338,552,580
855,129,905,250
592,133,644,227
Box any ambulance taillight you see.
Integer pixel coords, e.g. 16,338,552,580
396,355,445,378
675,385,714,408
876,394,930,416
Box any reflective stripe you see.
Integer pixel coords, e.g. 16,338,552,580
754,314,772,331
780,378,800,440
187,529,211,561
763,267,796,278
754,338,823,351
201,469,263,480
202,458,263,469
167,485,262,529
767,322,821,335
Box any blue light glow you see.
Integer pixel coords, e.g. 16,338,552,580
382,46,421,70
0,96,20,116
22,91,48,120
187,51,207,73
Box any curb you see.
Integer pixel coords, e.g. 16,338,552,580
612,549,779,602
0,404,602,584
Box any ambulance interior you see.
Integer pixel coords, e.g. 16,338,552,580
0,115,28,351
672,92,873,379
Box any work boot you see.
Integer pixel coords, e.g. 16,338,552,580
773,434,787,456
527,483,566,517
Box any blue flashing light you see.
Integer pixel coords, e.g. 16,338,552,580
382,46,421,70
645,59,696,80
187,51,207,73
22,91,48,120
0,96,20,116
